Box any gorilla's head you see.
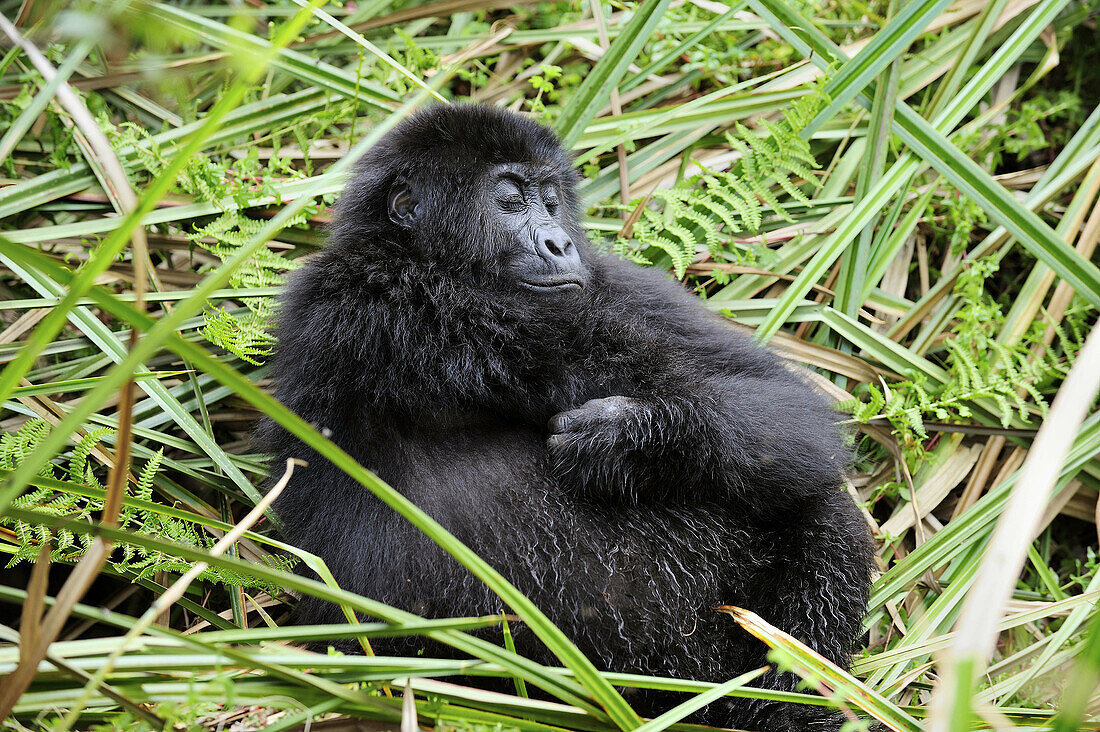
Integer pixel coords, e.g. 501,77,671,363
332,104,592,297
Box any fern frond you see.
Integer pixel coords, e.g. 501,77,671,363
67,426,114,487
615,83,827,276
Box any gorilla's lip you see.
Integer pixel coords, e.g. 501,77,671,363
520,277,584,292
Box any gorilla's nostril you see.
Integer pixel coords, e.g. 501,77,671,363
537,228,574,259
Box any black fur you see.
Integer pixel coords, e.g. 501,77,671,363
257,104,874,731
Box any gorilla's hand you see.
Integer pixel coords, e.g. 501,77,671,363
546,394,718,501
546,396,650,497
547,396,639,449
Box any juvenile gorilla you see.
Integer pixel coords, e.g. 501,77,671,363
259,104,873,731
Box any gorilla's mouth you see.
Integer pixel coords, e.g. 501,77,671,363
520,276,584,292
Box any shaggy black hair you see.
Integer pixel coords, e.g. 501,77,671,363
257,103,874,731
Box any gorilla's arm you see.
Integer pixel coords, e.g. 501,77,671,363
548,377,848,508
548,261,849,509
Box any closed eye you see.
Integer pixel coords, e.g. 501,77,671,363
496,176,527,212
542,187,560,214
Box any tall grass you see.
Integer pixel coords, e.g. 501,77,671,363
0,0,1097,729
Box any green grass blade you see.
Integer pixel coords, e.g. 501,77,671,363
555,0,673,148
1052,602,1100,732
0,0,328,417
803,0,954,136
746,0,1090,340
632,667,768,732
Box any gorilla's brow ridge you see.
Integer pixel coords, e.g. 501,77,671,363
491,162,562,186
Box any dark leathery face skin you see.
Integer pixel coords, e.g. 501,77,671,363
257,103,874,732
488,163,586,293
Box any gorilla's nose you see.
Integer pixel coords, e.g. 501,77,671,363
537,227,576,262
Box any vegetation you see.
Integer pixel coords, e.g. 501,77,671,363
0,0,1098,729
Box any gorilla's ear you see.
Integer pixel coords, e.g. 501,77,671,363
387,180,420,229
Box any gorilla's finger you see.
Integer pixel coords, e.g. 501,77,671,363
547,413,569,434
548,408,586,434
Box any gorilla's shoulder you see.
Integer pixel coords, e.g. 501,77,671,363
588,253,692,305
587,253,788,373
285,246,392,301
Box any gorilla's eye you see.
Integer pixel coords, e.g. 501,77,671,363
543,187,560,214
496,177,526,213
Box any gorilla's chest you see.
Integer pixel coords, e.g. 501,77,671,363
382,420,555,511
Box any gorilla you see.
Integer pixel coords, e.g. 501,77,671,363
258,104,873,731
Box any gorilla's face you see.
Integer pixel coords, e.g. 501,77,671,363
482,164,587,294
488,164,590,296
384,155,590,297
